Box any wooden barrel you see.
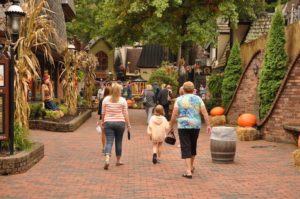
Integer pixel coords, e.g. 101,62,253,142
210,126,236,163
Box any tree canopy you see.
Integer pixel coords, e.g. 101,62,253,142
67,0,265,48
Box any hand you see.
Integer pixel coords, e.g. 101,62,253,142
127,124,131,130
207,126,212,134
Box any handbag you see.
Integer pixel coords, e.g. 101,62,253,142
164,130,176,145
96,125,102,134
127,130,131,140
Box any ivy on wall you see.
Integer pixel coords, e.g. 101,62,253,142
221,41,243,109
258,7,287,119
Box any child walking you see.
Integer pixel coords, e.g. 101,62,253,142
147,105,170,164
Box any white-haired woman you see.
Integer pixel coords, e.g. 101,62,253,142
143,84,156,124
170,81,211,179
101,83,131,170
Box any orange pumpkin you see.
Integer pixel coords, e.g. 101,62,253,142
210,107,225,116
127,99,134,108
238,113,257,127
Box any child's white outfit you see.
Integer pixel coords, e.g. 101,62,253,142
147,115,170,142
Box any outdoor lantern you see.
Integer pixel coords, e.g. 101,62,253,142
5,0,26,36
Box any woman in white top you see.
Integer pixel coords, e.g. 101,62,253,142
101,83,131,170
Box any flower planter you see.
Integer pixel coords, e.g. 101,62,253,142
0,142,44,175
29,109,92,132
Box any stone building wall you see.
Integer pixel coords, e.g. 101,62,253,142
226,52,263,124
261,57,300,143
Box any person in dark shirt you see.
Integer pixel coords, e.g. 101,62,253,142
157,84,171,120
97,87,111,153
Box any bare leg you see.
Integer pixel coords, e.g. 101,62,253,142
153,142,158,154
101,130,106,151
184,158,192,175
191,155,195,172
152,142,158,164
157,142,163,158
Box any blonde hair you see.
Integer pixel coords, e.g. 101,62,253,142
110,83,122,103
146,84,153,90
183,81,194,93
154,105,165,116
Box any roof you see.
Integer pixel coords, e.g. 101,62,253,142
137,44,164,68
244,14,273,43
126,48,142,73
84,37,113,51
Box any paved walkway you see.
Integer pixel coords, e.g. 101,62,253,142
0,109,300,199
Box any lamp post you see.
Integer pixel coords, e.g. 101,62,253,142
5,0,26,155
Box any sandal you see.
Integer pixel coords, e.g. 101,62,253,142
182,173,192,179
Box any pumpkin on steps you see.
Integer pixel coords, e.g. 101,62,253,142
210,107,225,116
238,113,257,127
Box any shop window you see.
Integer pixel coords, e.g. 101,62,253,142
96,51,108,71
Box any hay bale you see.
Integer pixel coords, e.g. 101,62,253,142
236,126,259,141
209,115,226,127
293,149,300,169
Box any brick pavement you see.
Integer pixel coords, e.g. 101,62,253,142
0,109,300,199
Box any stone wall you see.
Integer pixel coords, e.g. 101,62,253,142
261,57,300,143
227,52,263,124
0,142,44,175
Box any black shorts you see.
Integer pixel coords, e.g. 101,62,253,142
178,129,200,159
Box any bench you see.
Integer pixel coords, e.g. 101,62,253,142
283,124,300,144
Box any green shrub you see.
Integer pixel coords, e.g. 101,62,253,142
80,99,89,107
207,73,223,99
204,98,222,113
59,104,68,115
1,123,33,151
258,6,287,119
44,110,61,120
221,41,242,109
148,67,178,92
14,123,32,151
29,102,42,119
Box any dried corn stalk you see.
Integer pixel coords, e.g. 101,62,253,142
13,0,58,128
60,47,78,115
76,51,97,107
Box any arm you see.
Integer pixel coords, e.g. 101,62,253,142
169,107,178,130
100,98,106,128
200,105,211,134
41,84,45,102
122,98,131,129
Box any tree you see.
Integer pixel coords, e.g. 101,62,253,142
258,7,287,119
148,66,178,92
66,0,102,44
67,0,265,55
221,41,242,109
